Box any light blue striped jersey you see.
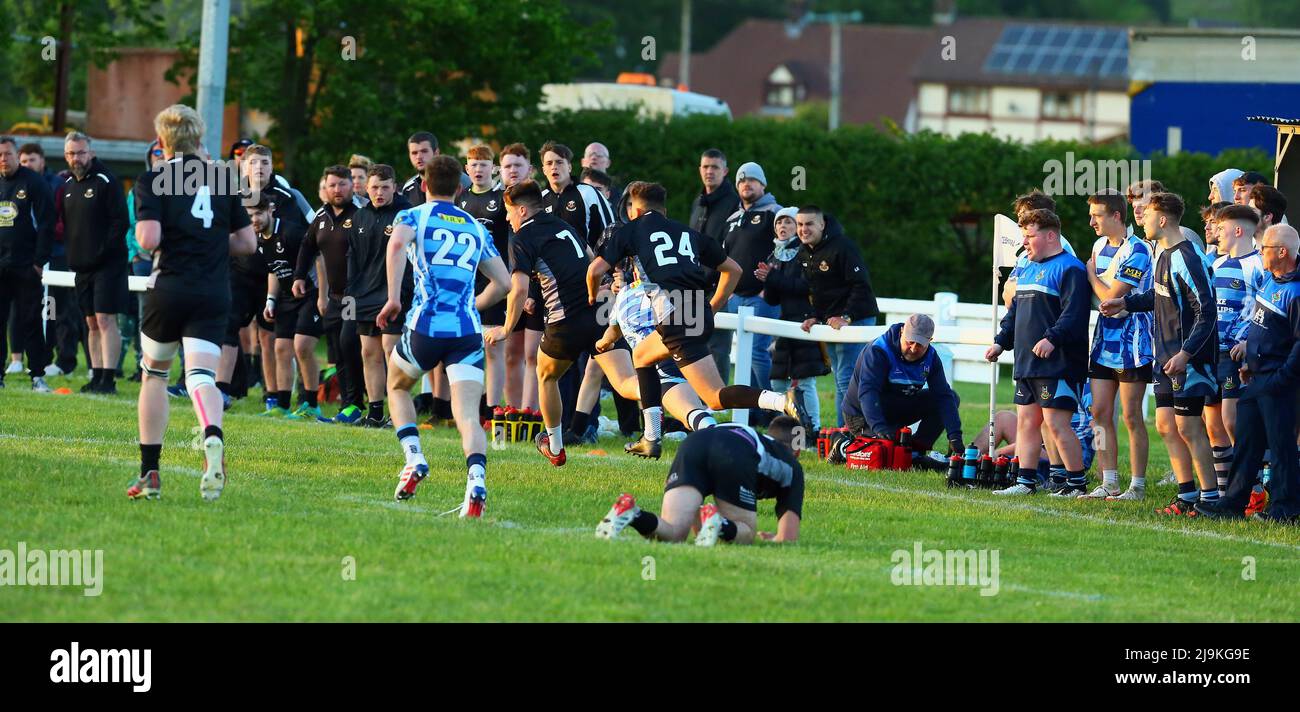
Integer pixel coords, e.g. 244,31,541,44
1212,250,1266,351
610,282,657,349
394,200,499,338
1089,234,1154,369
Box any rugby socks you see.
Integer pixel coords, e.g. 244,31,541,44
276,390,291,410
719,517,738,542
757,389,787,412
1212,445,1232,494
1049,464,1067,486
546,426,563,455
718,384,761,409
140,443,162,477
466,453,486,482
1015,468,1038,489
89,368,104,387
569,410,592,438
1067,469,1087,487
1177,480,1198,503
204,425,223,442
101,369,116,389
1200,487,1220,503
396,425,424,465
368,401,384,421
687,408,716,431
636,367,663,442
1102,469,1119,489
304,390,319,409
630,509,659,537
1130,475,1146,491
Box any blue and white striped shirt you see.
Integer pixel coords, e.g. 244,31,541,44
1089,234,1155,370
394,200,499,338
1212,250,1266,351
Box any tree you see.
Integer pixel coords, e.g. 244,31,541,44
172,0,599,183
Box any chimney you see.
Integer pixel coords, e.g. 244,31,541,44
933,0,956,26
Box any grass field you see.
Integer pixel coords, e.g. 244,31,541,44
1,370,1297,622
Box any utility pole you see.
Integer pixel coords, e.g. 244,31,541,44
792,10,862,131
52,0,73,134
196,0,231,157
679,0,692,89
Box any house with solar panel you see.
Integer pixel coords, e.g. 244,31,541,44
911,17,1131,143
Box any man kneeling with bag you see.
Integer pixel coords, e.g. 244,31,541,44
834,314,962,470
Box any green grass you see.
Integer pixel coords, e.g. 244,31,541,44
1,372,1297,622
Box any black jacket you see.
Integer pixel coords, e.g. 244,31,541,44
58,158,129,271
722,192,781,297
346,194,413,319
689,182,740,243
0,165,55,269
763,242,830,380
796,215,879,322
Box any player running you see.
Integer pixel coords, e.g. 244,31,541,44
587,181,813,459
595,416,805,545
378,155,510,518
128,104,256,502
483,180,642,466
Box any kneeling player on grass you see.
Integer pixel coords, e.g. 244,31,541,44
595,271,717,432
984,209,1091,496
128,104,256,502
596,416,805,545
587,181,812,460
379,155,510,518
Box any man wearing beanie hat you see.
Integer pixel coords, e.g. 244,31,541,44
841,314,962,467
721,161,783,412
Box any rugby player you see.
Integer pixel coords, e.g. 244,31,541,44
346,164,413,427
379,155,510,518
1101,193,1221,515
496,143,543,412
128,104,256,501
483,180,641,466
1080,190,1154,500
588,181,811,459
458,145,509,422
985,209,1091,496
595,417,805,545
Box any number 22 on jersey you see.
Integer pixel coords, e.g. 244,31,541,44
424,227,476,271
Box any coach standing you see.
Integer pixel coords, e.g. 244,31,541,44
0,135,55,391
59,132,129,395
690,148,740,381
1197,224,1300,523
794,205,880,425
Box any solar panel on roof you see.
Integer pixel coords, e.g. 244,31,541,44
981,23,1128,79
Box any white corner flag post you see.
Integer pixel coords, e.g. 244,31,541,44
990,213,1021,457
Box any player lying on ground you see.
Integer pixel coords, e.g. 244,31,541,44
595,416,805,545
378,155,510,518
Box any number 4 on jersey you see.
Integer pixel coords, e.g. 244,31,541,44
650,231,694,266
190,186,213,228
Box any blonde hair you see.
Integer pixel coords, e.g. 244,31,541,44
153,104,204,155
348,154,373,170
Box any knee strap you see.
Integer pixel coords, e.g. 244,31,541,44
140,360,170,381
185,367,217,392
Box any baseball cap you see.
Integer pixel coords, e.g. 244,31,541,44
229,138,254,160
901,314,934,348
735,161,767,187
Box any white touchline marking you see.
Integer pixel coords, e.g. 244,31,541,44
811,474,1300,552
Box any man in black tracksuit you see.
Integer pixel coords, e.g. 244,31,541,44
294,166,361,417
690,148,741,382
59,134,130,394
794,207,880,426
722,162,782,410
1197,224,1300,523
0,136,54,389
347,164,412,427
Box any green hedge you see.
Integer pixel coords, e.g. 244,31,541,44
495,110,1271,303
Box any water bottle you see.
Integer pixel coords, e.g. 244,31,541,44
994,455,1011,488
963,444,978,484
978,455,995,489
1261,461,1272,487
897,426,912,449
946,454,964,488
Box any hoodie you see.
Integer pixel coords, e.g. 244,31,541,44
1209,168,1244,204
722,192,781,297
